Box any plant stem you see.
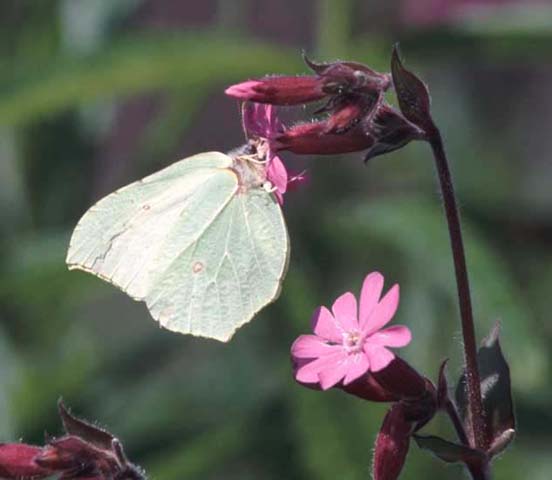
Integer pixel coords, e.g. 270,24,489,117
428,130,486,451
468,461,492,480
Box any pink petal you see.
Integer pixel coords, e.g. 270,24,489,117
369,325,412,348
343,353,370,385
291,335,338,359
365,345,395,372
226,80,264,100
311,306,342,342
264,104,283,134
363,284,400,336
295,350,346,384
318,357,350,390
359,272,384,331
331,291,358,332
266,154,288,198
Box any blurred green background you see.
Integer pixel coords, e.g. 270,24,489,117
1,0,551,478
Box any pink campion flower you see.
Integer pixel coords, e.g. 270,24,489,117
292,272,412,390
241,102,289,204
226,76,326,105
226,55,391,105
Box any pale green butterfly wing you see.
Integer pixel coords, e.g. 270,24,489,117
66,152,237,300
66,151,289,341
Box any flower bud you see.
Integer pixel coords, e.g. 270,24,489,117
0,443,51,479
275,120,375,155
226,54,391,106
225,76,326,105
373,403,413,480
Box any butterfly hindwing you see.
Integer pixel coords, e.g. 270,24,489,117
147,187,289,341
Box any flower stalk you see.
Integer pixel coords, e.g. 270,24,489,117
428,131,486,451
388,46,487,457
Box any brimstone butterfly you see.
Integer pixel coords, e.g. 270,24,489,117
66,149,289,341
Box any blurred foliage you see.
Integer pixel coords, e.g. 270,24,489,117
1,0,552,479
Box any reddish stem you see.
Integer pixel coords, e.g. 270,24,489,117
428,130,486,451
468,460,491,480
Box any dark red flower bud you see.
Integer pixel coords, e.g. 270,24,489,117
275,120,375,155
226,54,391,106
373,403,413,480
0,400,145,480
0,443,51,479
225,76,326,105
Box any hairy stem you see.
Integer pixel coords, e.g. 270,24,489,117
428,130,486,451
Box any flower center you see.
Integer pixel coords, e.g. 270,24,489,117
343,330,363,353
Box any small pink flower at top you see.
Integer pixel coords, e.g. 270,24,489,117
241,102,289,204
292,272,412,390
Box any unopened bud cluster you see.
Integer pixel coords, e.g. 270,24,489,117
226,50,428,162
